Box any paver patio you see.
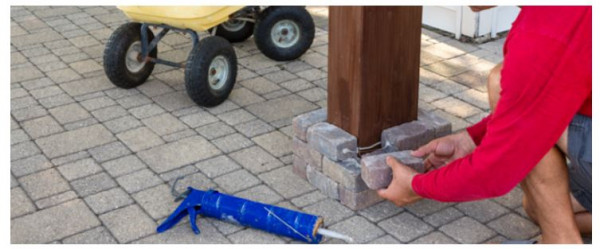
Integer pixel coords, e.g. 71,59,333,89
11,6,544,244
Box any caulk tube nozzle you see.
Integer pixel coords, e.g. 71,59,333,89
317,228,354,243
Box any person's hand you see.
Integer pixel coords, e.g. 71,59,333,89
411,130,476,172
469,6,496,12
377,156,422,206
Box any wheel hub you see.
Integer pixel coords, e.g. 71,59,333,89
125,41,147,73
207,55,229,91
270,20,300,48
221,19,246,32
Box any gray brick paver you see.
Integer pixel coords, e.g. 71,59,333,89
11,199,100,243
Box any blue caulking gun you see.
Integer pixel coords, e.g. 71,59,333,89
156,178,353,244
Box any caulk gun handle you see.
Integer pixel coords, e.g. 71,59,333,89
157,187,203,234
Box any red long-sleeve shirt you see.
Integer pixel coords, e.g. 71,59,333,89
412,6,591,202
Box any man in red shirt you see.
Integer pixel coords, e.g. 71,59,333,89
378,6,591,244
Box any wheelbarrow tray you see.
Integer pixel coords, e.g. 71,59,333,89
118,6,244,31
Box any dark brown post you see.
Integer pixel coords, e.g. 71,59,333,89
327,6,422,147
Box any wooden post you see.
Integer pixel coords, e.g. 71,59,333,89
327,6,422,147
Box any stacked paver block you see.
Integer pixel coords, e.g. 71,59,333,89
361,151,424,190
292,108,451,210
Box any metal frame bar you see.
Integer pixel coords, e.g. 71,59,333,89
139,23,200,69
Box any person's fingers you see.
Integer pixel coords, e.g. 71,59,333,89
411,140,439,157
434,142,455,157
377,188,390,200
386,156,402,171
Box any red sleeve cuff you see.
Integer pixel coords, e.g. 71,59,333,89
411,173,428,198
466,115,491,145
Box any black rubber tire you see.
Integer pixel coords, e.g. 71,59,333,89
254,6,315,61
211,20,255,43
103,22,157,88
185,36,237,107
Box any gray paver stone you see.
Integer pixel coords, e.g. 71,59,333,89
116,126,164,152
57,158,102,180
22,115,64,139
19,168,70,200
62,226,117,244
290,190,326,208
35,124,116,158
405,198,453,217
292,155,308,180
195,155,241,178
486,213,540,240
369,235,400,244
338,186,383,211
142,112,187,136
135,220,229,244
180,111,219,128
236,184,284,205
116,169,163,193
292,108,327,141
137,136,221,173
252,131,291,157
101,155,148,177
307,122,357,161
411,232,457,244
91,105,128,122
35,190,78,209
99,205,157,243
329,216,385,244
306,165,339,199
258,166,315,199
455,199,509,223
361,150,424,190
212,133,254,153
11,199,100,243
423,206,464,227
228,228,285,244
11,154,53,177
196,121,236,140
103,115,142,133
234,119,275,138
229,146,283,174
292,137,323,170
418,108,452,138
246,94,317,122
323,157,367,191
438,217,496,244
358,201,404,223
11,187,36,218
378,212,433,243
11,141,41,162
84,187,134,214
302,199,353,226
214,169,260,193
381,120,434,151
49,103,91,124
88,141,131,162
71,172,118,197
132,184,179,220
11,129,30,145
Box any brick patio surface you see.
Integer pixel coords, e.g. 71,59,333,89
11,6,542,244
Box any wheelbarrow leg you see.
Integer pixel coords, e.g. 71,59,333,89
140,23,170,61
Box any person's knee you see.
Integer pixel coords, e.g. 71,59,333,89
487,62,503,111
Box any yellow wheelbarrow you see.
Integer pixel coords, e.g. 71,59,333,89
103,6,315,107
